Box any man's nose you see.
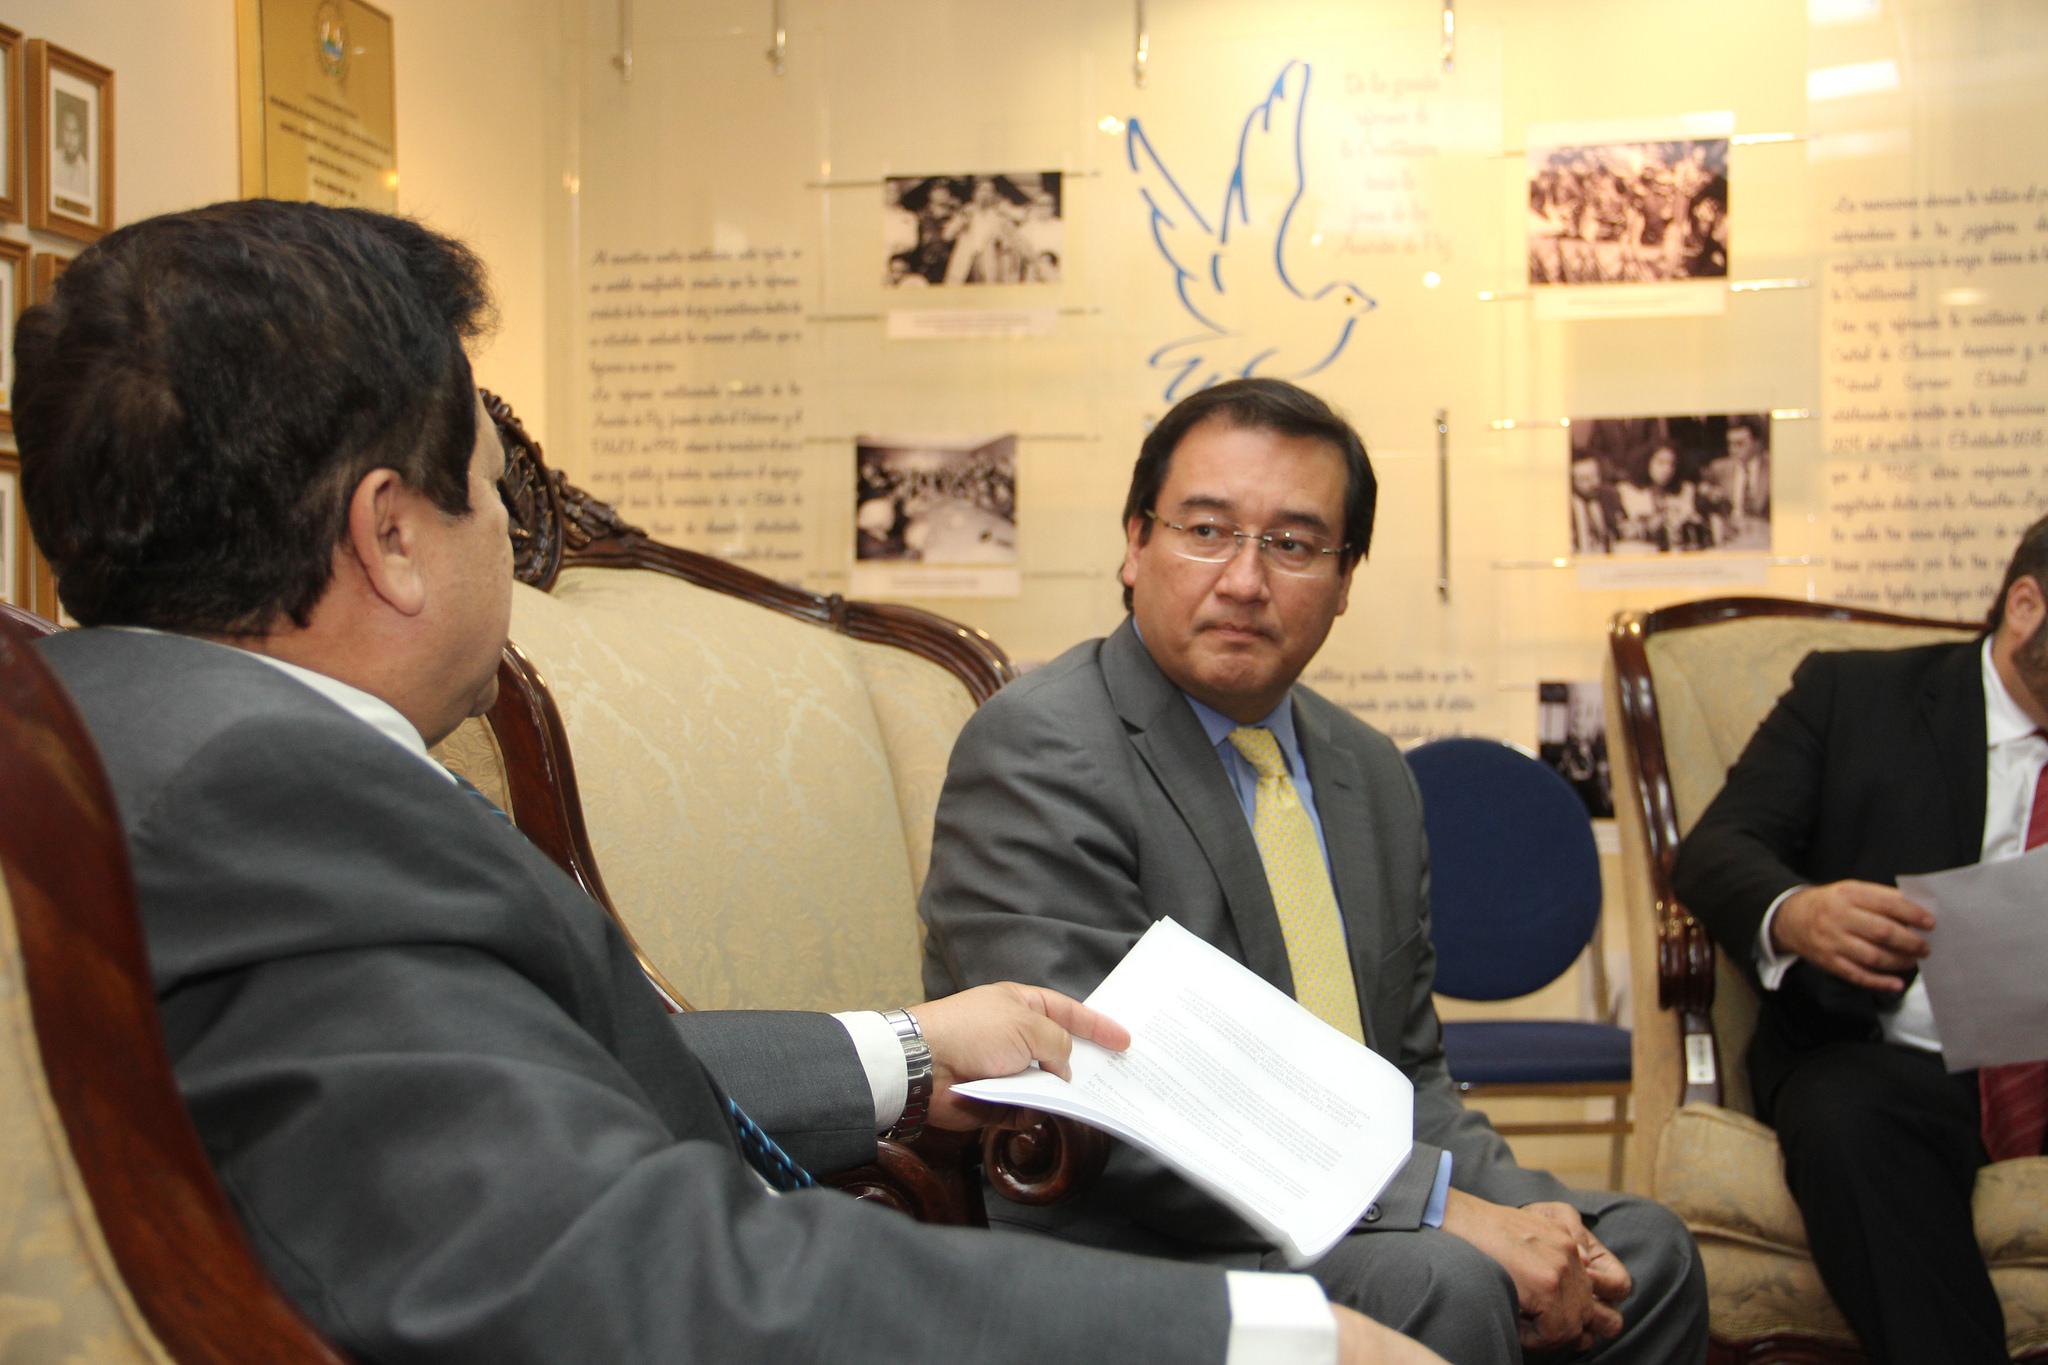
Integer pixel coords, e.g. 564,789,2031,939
1213,536,1271,599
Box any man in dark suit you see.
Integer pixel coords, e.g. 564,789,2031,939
1569,453,1623,555
15,201,1432,1364
1673,523,2048,1363
919,378,1707,1364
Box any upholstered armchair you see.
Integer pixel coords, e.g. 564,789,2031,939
0,603,347,1363
1605,596,2048,1361
435,395,1088,1222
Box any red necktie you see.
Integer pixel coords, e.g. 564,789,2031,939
1978,758,2048,1161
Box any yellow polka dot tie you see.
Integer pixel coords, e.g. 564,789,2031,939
1226,726,1366,1042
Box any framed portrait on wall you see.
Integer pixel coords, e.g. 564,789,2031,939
30,250,67,305
0,25,24,222
1,450,22,609
27,40,114,244
0,238,27,432
0,448,57,620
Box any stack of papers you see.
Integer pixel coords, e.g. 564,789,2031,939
956,917,1414,1266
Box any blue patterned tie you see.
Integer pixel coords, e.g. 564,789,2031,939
725,1097,817,1191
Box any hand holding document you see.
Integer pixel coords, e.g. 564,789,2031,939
1899,842,2048,1069
953,917,1414,1267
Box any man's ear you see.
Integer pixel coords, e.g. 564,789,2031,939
2008,574,2048,632
1120,515,1146,591
345,468,428,616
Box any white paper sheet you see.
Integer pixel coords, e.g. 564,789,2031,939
1900,843,2048,1069
954,917,1414,1267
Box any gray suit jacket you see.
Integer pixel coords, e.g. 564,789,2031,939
920,621,1566,1255
43,628,1231,1363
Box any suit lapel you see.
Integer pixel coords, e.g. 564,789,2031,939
1100,623,1296,991
1291,697,1385,1050
1921,640,1991,865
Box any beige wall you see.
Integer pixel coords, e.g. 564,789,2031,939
12,0,560,437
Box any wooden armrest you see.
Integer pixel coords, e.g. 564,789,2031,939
982,1112,1111,1206
1657,894,1718,1016
1659,895,1725,1108
826,1134,987,1226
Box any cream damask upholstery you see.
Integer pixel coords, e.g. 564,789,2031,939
437,569,974,1013
1607,603,2048,1355
0,877,171,1365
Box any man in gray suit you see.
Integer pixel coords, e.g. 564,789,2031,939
921,379,1707,1364
15,202,1435,1363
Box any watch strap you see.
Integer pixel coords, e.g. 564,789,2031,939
881,1007,933,1144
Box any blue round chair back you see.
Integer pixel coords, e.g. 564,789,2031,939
1402,737,1602,1002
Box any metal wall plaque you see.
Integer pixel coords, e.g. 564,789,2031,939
236,0,396,211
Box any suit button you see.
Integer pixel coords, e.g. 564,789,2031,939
1362,1203,1382,1223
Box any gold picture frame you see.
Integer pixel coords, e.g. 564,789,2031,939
0,25,24,223
30,249,67,305
0,448,57,620
0,450,19,608
27,40,114,244
0,239,27,433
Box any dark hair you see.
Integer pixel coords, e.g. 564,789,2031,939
1634,443,1683,492
1987,512,2048,633
1119,378,1375,610
1726,413,1765,447
13,199,493,633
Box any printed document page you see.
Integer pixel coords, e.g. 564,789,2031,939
954,917,1414,1267
1900,843,2048,1069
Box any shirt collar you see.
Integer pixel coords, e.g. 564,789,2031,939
1981,635,2039,749
111,627,452,781
1186,688,1302,765
1129,618,1305,772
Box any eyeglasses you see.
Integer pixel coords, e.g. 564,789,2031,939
1145,511,1348,578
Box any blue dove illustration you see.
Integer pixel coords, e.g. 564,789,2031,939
1127,60,1376,402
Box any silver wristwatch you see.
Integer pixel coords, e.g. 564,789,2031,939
881,1008,933,1144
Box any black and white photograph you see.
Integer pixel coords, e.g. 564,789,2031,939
28,39,114,243
855,434,1017,565
883,172,1063,287
1538,681,1613,821
1569,413,1772,556
1528,136,1728,286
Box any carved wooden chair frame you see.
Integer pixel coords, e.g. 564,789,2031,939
1608,595,2048,1365
481,393,1111,1222
0,602,349,1362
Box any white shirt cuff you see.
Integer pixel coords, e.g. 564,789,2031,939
832,1010,908,1132
1753,886,1805,990
1224,1271,1336,1365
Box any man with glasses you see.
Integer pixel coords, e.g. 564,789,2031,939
919,378,1706,1365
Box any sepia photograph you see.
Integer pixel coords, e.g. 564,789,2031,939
28,39,114,243
1538,681,1613,821
1528,135,1728,287
883,172,1063,287
1569,413,1772,556
855,434,1017,564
